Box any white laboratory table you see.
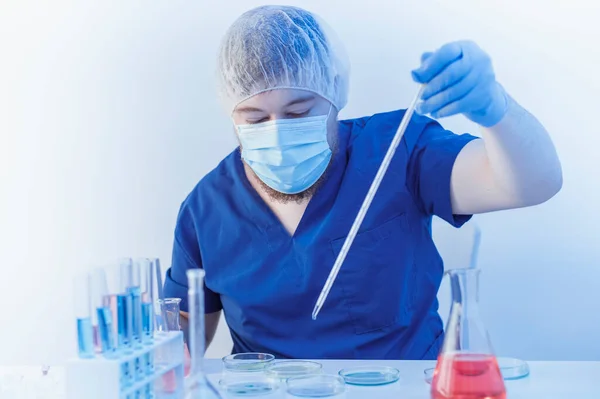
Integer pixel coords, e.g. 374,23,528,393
1,359,598,398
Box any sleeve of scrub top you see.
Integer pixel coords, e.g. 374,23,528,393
406,121,479,227
163,214,223,314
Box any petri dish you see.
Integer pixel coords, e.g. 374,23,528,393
222,353,275,373
423,368,435,384
286,374,346,398
338,366,400,386
423,357,530,384
497,357,530,380
265,360,323,380
219,375,279,397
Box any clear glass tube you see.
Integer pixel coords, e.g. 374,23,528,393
106,261,135,385
138,258,154,344
150,258,168,332
108,260,133,352
185,269,222,398
187,271,204,378
138,258,153,300
128,259,142,348
90,268,118,358
88,270,102,355
119,257,133,291
132,259,141,287
74,272,94,359
312,84,425,320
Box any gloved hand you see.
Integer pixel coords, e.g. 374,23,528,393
411,40,509,127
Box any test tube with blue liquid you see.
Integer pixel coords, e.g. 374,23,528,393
89,276,102,355
121,258,146,381
91,268,118,359
106,260,135,387
129,260,143,349
118,258,135,352
138,258,154,344
74,273,95,359
137,258,155,377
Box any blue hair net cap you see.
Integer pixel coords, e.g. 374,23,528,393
218,5,351,113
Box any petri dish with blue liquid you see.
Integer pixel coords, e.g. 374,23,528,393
338,366,400,386
286,374,346,398
219,375,280,397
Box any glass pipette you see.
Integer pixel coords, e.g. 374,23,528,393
312,84,425,320
469,223,482,269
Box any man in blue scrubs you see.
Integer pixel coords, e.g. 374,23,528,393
164,5,563,359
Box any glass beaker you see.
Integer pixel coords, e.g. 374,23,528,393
158,298,192,376
431,268,506,399
158,298,183,331
185,268,222,399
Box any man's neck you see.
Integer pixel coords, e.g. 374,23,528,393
243,163,309,236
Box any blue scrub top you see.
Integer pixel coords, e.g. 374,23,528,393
164,109,478,360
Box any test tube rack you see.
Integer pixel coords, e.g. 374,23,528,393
66,331,185,399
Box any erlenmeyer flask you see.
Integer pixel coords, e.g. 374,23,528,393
431,268,506,399
185,269,222,399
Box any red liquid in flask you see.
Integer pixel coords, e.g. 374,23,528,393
431,353,506,399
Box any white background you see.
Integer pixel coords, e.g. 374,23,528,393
1,0,599,366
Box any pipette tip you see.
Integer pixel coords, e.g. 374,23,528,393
311,307,320,320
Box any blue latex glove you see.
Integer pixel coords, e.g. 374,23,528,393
412,41,509,127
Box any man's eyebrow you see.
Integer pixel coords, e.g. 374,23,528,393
234,95,316,114
285,95,315,107
235,106,265,114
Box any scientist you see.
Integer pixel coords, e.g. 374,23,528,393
163,5,562,359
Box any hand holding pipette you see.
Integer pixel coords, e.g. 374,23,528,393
411,41,508,127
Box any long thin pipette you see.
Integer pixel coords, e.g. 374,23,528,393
469,224,482,269
312,84,425,320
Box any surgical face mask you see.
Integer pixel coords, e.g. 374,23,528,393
235,106,333,194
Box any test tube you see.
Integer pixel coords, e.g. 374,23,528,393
89,279,102,355
137,258,155,377
138,258,154,344
150,258,168,332
118,258,134,352
122,258,146,381
74,272,94,359
106,260,135,387
129,260,143,348
91,268,118,359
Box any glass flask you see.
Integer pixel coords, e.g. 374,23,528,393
158,298,183,331
185,268,223,399
431,268,506,399
158,297,192,376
